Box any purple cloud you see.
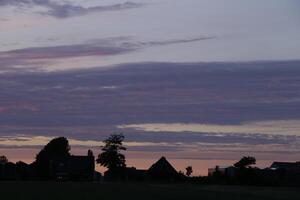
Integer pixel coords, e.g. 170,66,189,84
0,36,215,73
0,0,143,18
139,36,216,46
1,43,133,60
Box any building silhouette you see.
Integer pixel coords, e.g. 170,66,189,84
147,157,179,180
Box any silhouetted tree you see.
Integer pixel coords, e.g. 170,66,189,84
186,166,193,177
0,155,8,164
97,134,126,172
35,137,70,178
234,156,256,169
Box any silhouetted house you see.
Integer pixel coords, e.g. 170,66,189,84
147,157,179,180
208,166,238,178
94,171,102,181
49,155,70,180
225,166,237,177
125,167,146,181
27,162,38,179
104,157,179,181
0,151,96,181
270,162,300,171
104,167,146,181
1,162,16,180
208,166,226,176
0,163,4,180
68,155,95,181
269,162,300,180
16,161,29,180
50,151,95,181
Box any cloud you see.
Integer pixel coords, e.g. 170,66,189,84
1,61,300,150
46,2,143,18
0,36,215,73
0,17,9,21
0,37,135,72
118,120,300,136
0,135,176,150
0,0,143,18
0,36,214,61
1,61,300,159
1,42,133,60
138,36,216,46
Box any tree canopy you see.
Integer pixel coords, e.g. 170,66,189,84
35,137,71,178
234,156,256,169
36,137,70,161
97,134,126,171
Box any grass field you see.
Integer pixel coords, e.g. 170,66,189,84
0,182,299,200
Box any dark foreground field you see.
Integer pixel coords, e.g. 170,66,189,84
0,182,299,200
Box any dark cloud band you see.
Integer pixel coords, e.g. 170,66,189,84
0,0,143,18
0,36,215,73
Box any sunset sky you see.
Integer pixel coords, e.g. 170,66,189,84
1,0,300,175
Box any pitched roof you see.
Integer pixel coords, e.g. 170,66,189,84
270,162,300,169
148,157,178,177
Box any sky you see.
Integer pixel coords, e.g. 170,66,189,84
1,0,300,175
